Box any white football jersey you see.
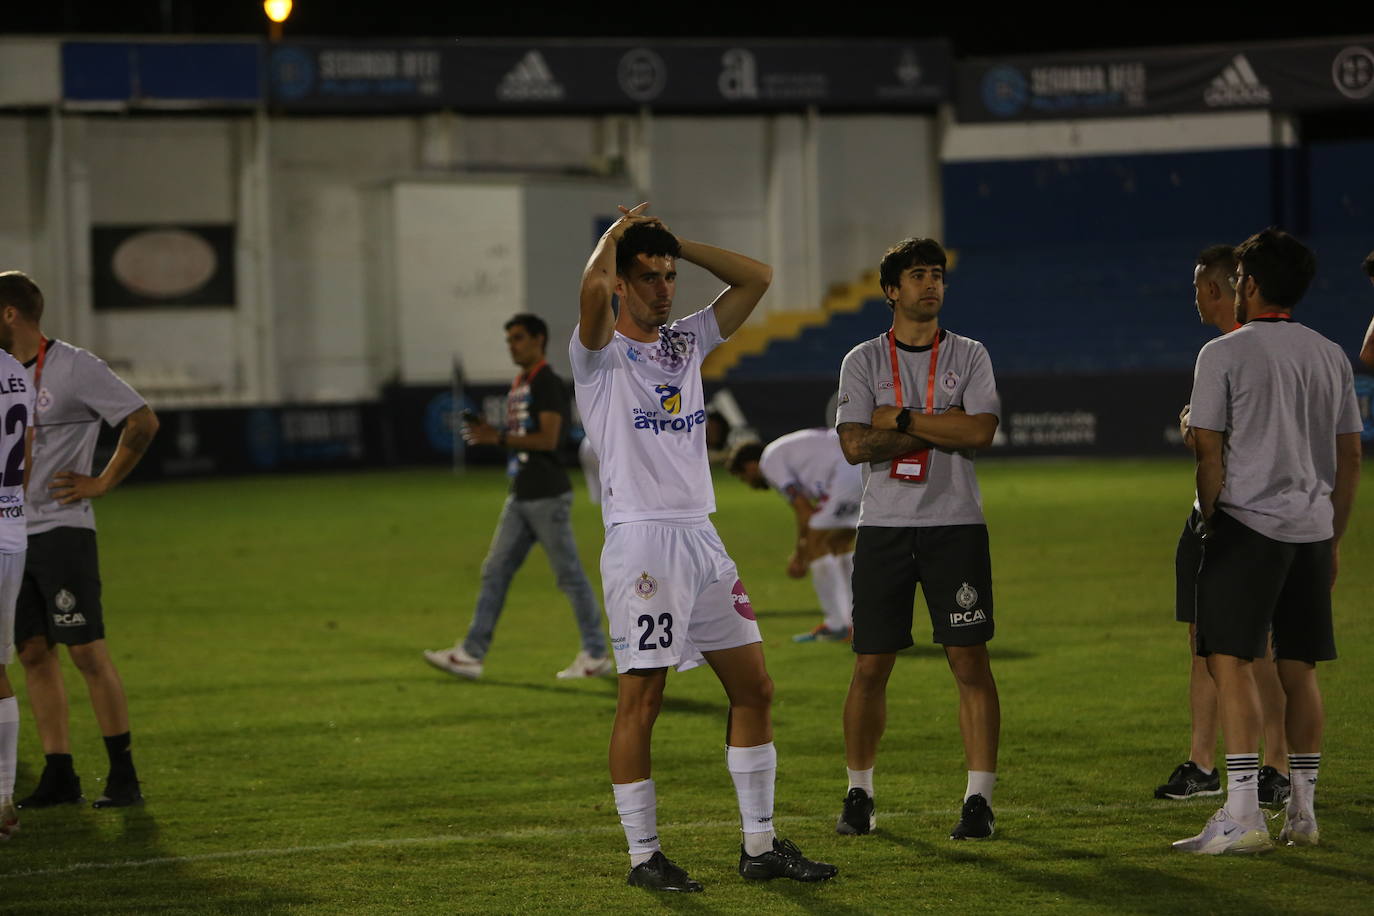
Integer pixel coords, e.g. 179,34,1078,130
758,427,861,504
570,308,724,526
0,349,36,553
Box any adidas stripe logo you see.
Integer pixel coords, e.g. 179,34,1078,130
1204,54,1272,107
497,50,565,102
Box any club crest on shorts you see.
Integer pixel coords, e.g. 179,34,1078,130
55,588,77,612
955,582,978,610
634,571,658,600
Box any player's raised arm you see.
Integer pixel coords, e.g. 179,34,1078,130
679,240,772,339
578,202,651,350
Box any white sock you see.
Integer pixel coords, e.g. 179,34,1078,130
1224,753,1261,822
835,551,855,628
1288,752,1320,816
846,766,874,796
809,555,847,632
726,743,776,856
965,770,996,805
0,696,17,798
612,779,660,867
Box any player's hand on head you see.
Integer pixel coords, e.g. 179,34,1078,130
607,202,663,241
49,470,108,504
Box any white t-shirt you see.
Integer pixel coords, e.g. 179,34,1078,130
0,349,37,553
570,308,725,526
758,427,860,504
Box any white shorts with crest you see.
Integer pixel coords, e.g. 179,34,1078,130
601,518,761,674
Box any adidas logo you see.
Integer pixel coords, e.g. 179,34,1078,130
1204,54,1272,107
497,50,565,102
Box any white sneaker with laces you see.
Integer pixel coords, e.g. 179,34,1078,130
1279,808,1319,846
1172,807,1272,855
556,651,614,680
423,646,483,680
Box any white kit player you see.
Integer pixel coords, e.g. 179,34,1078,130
572,204,837,893
727,429,862,641
0,289,35,840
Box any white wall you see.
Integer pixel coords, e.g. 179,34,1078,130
0,117,39,279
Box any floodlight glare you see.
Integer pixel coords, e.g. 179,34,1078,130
264,0,293,23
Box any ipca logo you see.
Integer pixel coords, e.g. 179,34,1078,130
655,385,682,415
949,609,987,627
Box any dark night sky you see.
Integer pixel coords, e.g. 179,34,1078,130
4,3,1372,57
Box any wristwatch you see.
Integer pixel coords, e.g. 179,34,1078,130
894,409,911,434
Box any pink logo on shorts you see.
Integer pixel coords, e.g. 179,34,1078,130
731,580,755,620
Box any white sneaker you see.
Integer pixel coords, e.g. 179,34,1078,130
556,651,614,680
423,646,483,680
0,796,18,841
1172,807,1272,855
1279,808,1319,846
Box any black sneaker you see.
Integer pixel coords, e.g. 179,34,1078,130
626,851,703,893
1154,761,1221,800
836,787,875,835
1257,766,1291,807
92,782,143,809
738,838,838,882
16,767,83,809
950,794,995,840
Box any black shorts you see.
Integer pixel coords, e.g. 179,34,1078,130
1195,510,1335,664
851,524,994,652
14,527,105,647
1174,509,1205,624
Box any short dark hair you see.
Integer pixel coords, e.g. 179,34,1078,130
0,271,44,322
1195,244,1237,280
1363,249,1374,279
1234,228,1315,310
725,440,764,474
504,313,548,349
879,238,947,307
616,222,682,276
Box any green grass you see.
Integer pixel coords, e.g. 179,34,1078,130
2,459,1372,914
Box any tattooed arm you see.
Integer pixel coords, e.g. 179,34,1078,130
837,421,930,466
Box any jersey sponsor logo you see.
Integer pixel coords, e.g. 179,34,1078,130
949,609,987,628
0,504,24,519
731,579,756,620
654,384,682,415
955,582,978,610
626,345,642,362
54,611,88,627
55,588,77,612
635,571,658,600
878,380,895,390
632,407,707,436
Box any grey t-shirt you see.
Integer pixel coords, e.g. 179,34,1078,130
835,329,1001,528
1189,319,1362,543
27,339,147,535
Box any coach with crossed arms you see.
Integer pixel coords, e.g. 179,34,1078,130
1174,228,1361,855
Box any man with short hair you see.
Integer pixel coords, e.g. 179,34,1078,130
1358,249,1374,369
1174,228,1361,855
423,313,611,682
727,430,861,642
574,203,836,892
0,295,35,838
834,237,1002,842
2,270,160,810
1156,245,1290,806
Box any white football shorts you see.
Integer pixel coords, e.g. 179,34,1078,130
808,474,863,531
601,518,762,674
0,550,25,665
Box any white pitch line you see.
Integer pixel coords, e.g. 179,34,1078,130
0,802,1200,880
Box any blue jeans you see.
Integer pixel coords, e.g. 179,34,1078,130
463,491,606,661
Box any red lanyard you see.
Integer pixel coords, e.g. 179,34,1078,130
33,337,48,393
887,329,940,415
1250,312,1291,321
512,360,546,391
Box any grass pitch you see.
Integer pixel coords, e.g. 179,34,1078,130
1,460,1371,914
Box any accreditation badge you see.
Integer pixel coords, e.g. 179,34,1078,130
890,447,931,483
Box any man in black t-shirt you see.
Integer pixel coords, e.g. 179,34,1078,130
423,314,610,681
